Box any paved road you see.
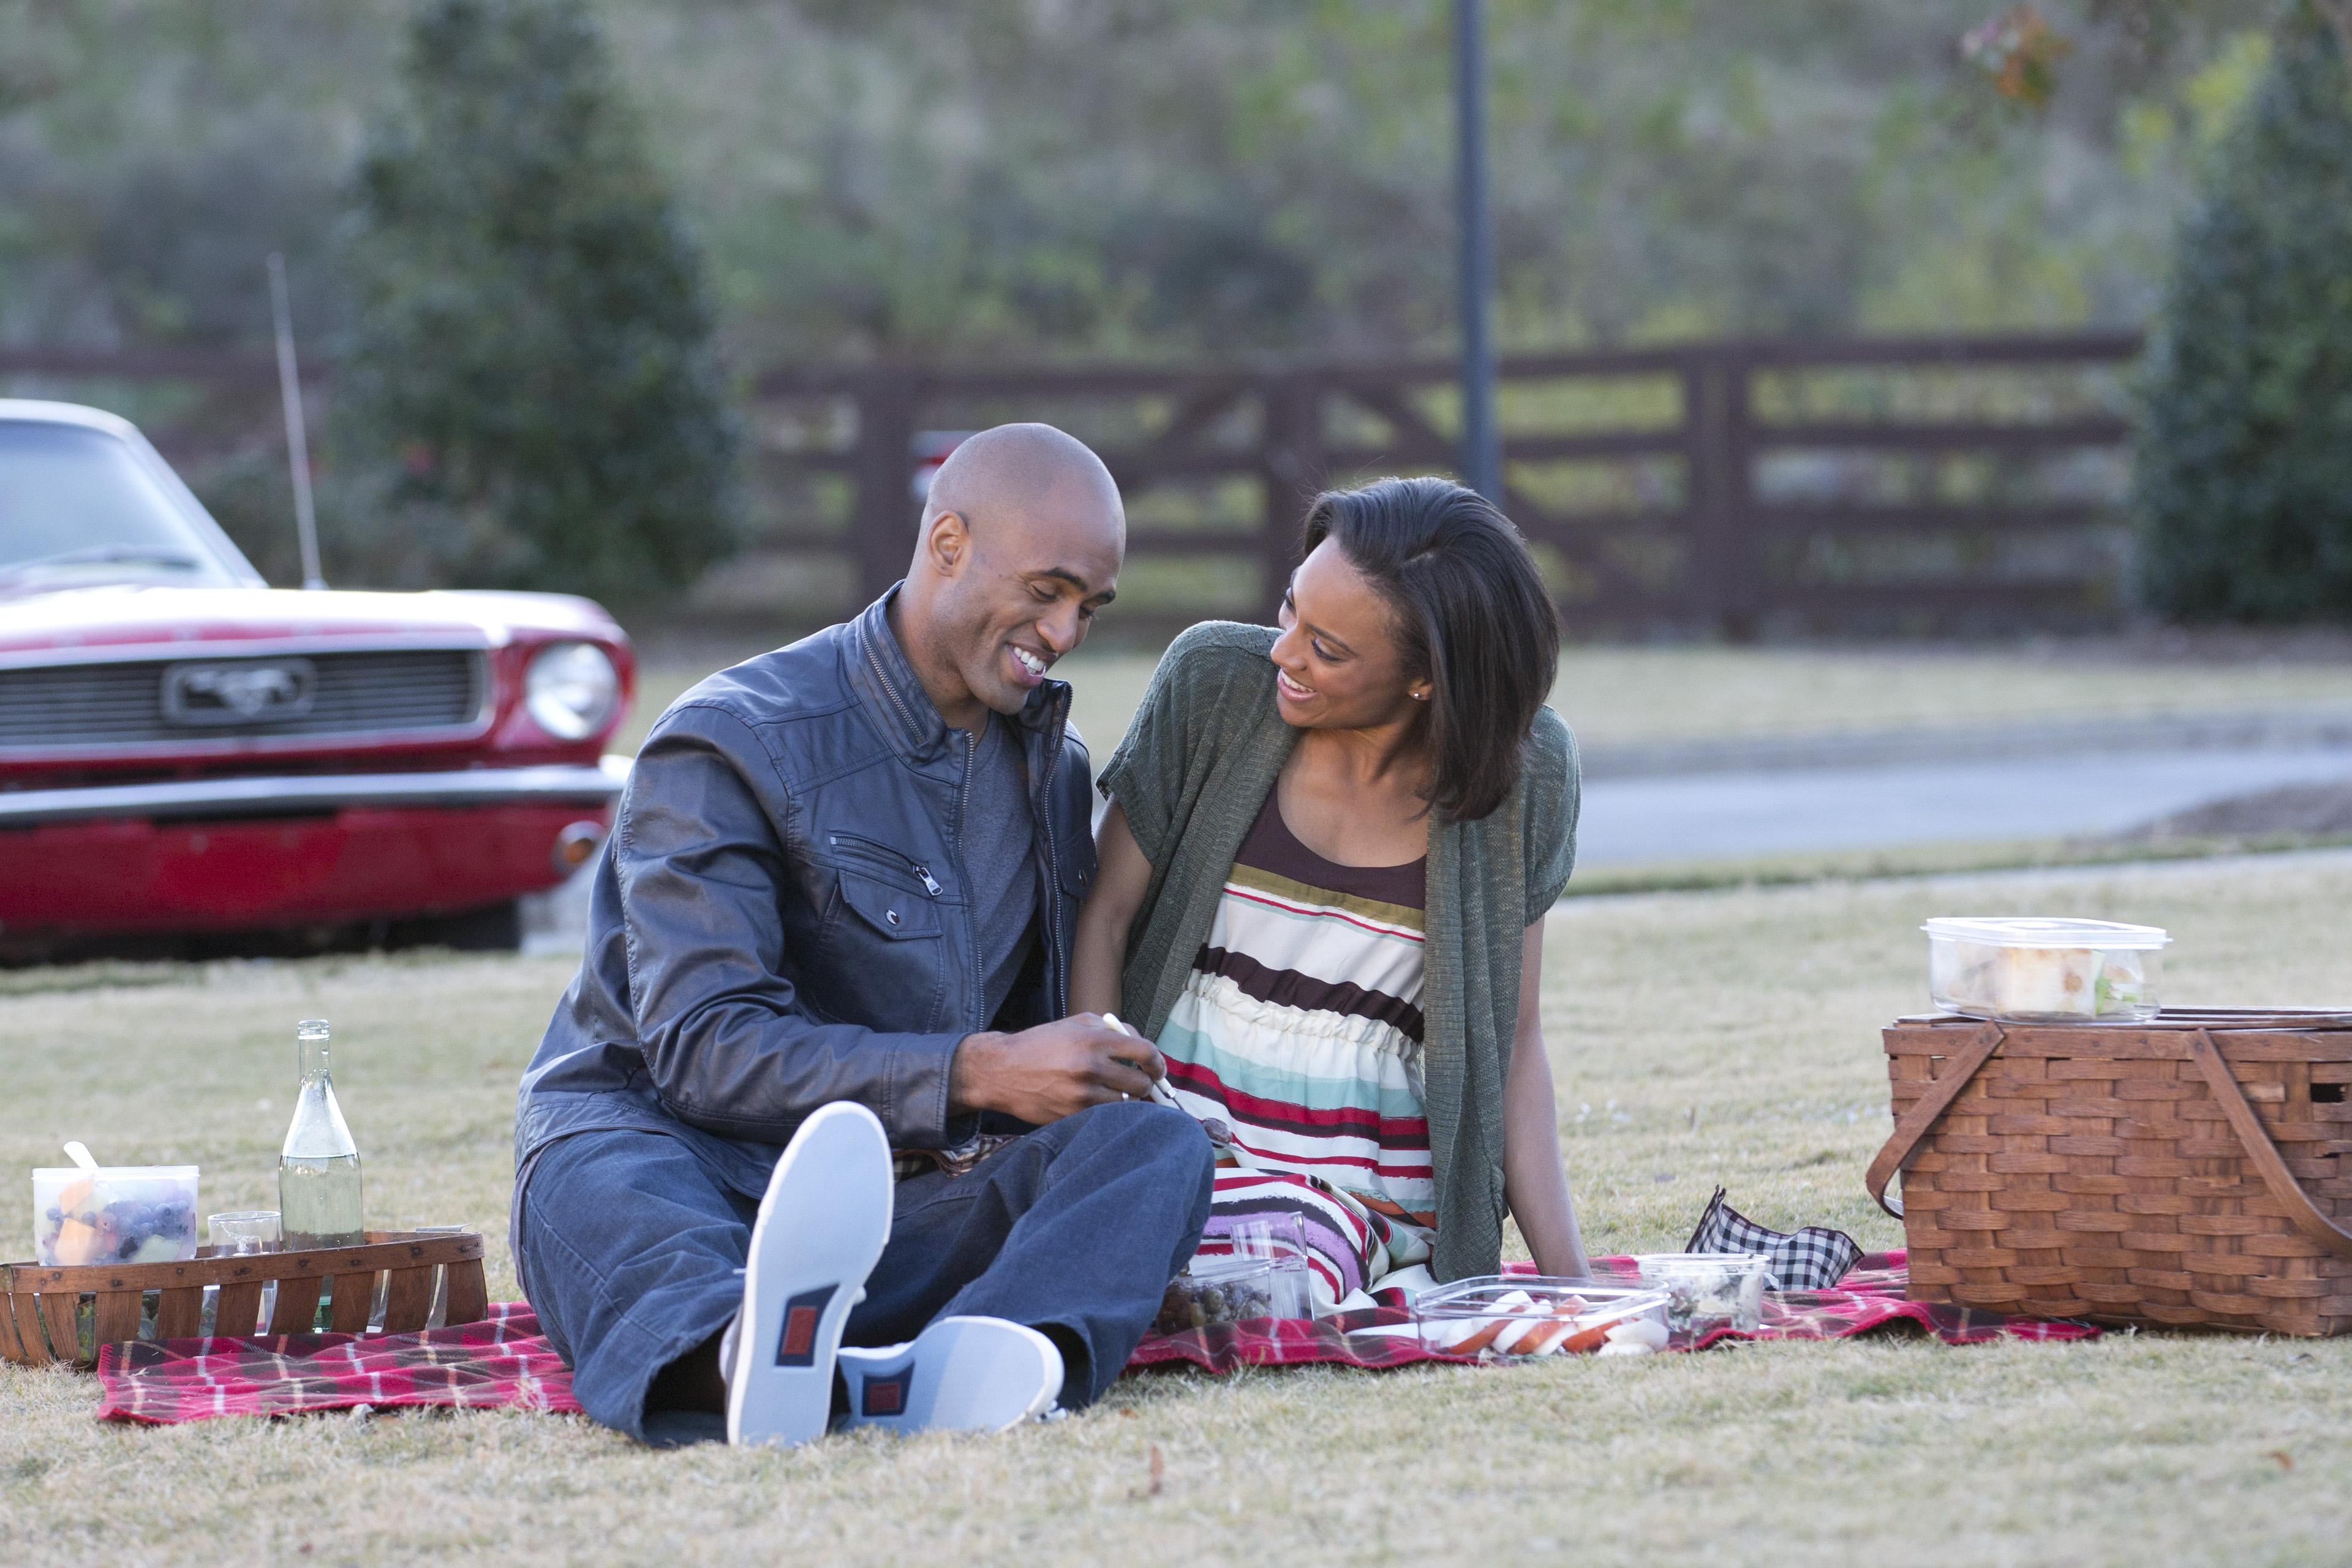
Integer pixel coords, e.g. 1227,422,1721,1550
1576,744,2352,867
521,734,2352,948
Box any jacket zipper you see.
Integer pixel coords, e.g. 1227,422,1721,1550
854,624,944,889
865,616,1058,1024
1037,699,1067,1016
956,726,982,1029
862,625,965,1033
826,832,941,895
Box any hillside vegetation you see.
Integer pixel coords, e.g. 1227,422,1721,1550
0,1,2265,366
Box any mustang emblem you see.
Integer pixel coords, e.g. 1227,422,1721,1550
162,658,318,725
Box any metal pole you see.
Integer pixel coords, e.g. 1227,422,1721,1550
1453,0,1501,503
267,252,326,590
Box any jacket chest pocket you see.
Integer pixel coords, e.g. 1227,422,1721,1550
804,867,948,1032
837,870,941,940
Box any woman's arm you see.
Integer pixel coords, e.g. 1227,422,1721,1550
1069,799,1155,1019
1501,918,1590,1278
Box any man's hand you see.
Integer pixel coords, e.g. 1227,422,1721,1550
949,1014,1166,1124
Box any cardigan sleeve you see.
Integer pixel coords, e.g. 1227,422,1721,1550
1098,621,1273,869
1521,706,1580,918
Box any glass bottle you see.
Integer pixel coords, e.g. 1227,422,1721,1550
278,1018,365,1250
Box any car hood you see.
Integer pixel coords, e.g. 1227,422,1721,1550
0,584,625,661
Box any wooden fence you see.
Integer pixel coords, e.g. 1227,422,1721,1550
2,330,2146,636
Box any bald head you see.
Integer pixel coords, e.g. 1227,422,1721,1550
892,423,1126,729
920,422,1124,546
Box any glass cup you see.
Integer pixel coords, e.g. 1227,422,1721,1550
208,1210,283,1254
417,1225,467,1329
198,1212,282,1338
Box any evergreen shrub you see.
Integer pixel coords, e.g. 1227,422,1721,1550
336,0,738,606
2133,13,2352,621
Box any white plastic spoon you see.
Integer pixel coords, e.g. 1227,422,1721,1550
62,1140,99,1171
1105,1014,1248,1157
1104,1014,1186,1110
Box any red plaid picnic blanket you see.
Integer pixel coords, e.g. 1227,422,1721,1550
94,1251,2094,1425
96,1302,582,1425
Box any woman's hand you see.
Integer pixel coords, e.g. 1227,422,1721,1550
1502,918,1591,1278
1069,799,1153,1019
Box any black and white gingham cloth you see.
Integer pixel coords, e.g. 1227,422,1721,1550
1684,1186,1861,1291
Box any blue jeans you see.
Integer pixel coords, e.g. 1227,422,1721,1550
513,1101,1214,1441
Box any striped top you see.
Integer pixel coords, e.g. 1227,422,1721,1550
1157,785,1436,1284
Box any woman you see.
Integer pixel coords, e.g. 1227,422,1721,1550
1072,476,1588,1308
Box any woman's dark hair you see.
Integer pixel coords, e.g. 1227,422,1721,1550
1300,475,1561,821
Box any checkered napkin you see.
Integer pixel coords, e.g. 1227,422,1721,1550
1684,1186,1861,1291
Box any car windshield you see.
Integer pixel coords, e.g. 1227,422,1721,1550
0,420,243,588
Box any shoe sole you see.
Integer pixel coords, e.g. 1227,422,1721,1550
725,1102,894,1447
837,1316,1062,1435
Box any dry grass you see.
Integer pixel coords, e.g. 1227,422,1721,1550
617,635,2352,759
1561,829,2352,899
10,852,2352,1564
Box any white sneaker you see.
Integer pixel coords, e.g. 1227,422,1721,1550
725,1102,894,1448
837,1316,1064,1435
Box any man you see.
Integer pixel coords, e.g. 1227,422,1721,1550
513,423,1214,1446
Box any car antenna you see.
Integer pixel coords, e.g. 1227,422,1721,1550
266,252,326,590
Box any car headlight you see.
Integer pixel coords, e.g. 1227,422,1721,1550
525,642,619,741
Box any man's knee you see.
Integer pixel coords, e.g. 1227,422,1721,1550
1055,1102,1216,1231
1058,1099,1213,1170
516,1131,750,1305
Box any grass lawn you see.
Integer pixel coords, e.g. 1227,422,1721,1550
9,851,2352,1564
617,635,2352,760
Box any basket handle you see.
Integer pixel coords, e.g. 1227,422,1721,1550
2186,1028,2352,1259
1865,1022,2007,1219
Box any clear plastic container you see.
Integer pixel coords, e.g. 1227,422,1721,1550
32,1166,200,1266
1153,1214,1314,1332
207,1210,282,1254
1412,1276,1671,1358
1924,916,2169,1023
1634,1253,1771,1333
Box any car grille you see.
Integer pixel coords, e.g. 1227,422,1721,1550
0,648,486,749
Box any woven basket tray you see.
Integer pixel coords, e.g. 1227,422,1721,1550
1870,1009,2352,1335
0,1229,486,1370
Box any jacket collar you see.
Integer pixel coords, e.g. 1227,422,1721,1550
846,584,1069,760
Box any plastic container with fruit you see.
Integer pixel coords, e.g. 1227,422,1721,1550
1153,1212,1315,1332
32,1166,200,1266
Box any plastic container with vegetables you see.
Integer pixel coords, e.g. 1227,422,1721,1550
1412,1277,1670,1359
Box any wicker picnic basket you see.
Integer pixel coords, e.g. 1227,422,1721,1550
0,1229,488,1370
1869,1010,2352,1335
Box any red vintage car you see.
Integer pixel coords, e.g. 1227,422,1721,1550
0,399,633,959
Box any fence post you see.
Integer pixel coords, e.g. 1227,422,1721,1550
1258,372,1325,618
850,368,920,609
1684,350,1759,639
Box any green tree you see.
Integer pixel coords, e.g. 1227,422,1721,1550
2133,9,2352,620
335,0,737,605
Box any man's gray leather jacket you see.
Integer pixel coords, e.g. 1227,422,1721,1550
514,589,1098,1199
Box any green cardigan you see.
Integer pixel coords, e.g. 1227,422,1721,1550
1098,622,1580,1283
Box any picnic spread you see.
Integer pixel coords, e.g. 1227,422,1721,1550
15,909,2352,1427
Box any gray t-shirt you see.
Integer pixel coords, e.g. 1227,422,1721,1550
962,713,1038,1023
